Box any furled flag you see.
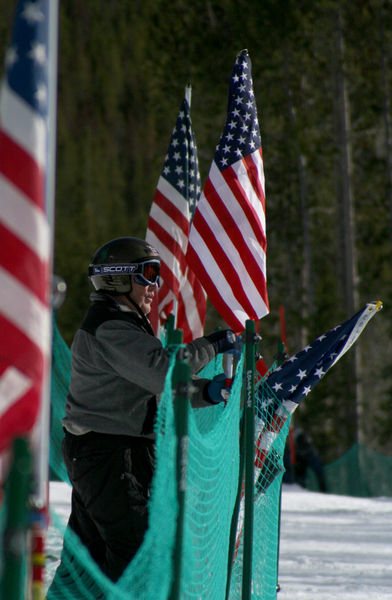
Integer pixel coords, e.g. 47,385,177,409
0,0,53,452
254,302,383,474
186,49,268,333
234,302,383,556
146,85,206,342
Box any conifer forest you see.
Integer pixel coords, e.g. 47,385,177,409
1,0,392,464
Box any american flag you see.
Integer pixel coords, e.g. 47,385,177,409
234,302,382,556
0,0,52,453
255,302,383,472
186,50,268,333
146,85,206,342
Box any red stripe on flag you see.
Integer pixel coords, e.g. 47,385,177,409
0,130,45,207
160,261,181,299
192,190,265,317
157,283,174,313
254,447,268,469
147,216,188,278
175,301,192,342
186,242,244,333
0,386,40,453
158,292,174,321
188,271,206,321
243,149,266,214
177,301,206,343
176,275,206,341
266,414,287,434
0,316,45,381
176,269,206,342
0,222,49,304
160,302,174,321
151,188,190,237
219,165,266,252
202,176,267,299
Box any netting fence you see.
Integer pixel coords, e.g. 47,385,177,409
46,320,289,599
44,317,392,600
306,442,392,497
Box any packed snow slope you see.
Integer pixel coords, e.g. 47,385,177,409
47,482,392,599
278,484,392,599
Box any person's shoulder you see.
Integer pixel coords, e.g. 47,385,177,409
98,313,141,331
84,294,140,331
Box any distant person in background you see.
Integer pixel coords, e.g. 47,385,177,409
293,429,327,493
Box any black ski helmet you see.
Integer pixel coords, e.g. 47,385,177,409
88,237,160,294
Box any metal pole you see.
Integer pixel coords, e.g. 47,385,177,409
275,341,287,596
242,319,258,599
165,313,175,345
30,6,60,598
31,0,60,506
169,330,190,600
225,413,246,600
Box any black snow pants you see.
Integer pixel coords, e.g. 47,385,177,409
62,429,155,581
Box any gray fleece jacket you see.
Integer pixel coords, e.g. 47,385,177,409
62,293,217,438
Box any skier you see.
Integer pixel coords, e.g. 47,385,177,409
58,236,242,582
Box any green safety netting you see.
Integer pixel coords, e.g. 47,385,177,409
306,442,392,497
46,320,289,599
49,321,71,485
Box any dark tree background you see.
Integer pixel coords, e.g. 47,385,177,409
1,0,391,462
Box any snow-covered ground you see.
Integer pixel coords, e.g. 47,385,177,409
278,485,392,599
47,482,392,599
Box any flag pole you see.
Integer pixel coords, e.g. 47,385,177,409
242,319,259,599
171,82,191,334
30,3,60,599
225,394,246,599
274,307,289,595
32,0,59,509
185,83,192,107
168,328,190,600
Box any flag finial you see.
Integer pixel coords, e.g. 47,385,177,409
185,84,192,107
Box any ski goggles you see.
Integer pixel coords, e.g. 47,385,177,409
90,259,160,287
133,260,161,287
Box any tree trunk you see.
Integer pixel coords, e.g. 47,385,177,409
332,7,362,446
283,50,314,349
379,1,392,242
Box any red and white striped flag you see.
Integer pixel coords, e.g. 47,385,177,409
0,0,54,453
186,50,269,333
146,86,206,342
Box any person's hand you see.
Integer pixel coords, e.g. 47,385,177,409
225,334,243,357
206,373,230,404
205,330,243,356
